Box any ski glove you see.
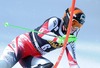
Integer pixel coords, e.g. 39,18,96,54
57,35,77,44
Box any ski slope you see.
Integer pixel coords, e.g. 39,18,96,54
0,0,100,68
12,42,100,68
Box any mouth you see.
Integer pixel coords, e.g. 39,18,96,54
71,27,79,33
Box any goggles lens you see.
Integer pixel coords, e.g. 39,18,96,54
73,13,85,25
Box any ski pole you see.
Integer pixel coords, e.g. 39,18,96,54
4,22,57,37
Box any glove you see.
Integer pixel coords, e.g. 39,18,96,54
57,36,65,44
68,35,77,42
57,35,77,44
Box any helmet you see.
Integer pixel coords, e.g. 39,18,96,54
62,7,85,29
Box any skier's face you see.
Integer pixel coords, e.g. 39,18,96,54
62,19,83,34
72,19,82,29
70,19,82,33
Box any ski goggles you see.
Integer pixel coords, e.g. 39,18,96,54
66,8,85,26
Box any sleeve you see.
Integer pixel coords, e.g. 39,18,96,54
65,42,80,67
38,17,60,42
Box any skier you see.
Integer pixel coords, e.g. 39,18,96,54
0,7,85,68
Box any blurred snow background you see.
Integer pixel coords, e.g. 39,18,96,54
0,0,100,68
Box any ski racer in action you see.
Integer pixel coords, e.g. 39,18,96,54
0,7,85,68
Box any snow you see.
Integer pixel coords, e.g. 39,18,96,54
12,42,100,68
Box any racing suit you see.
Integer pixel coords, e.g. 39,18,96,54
0,17,80,68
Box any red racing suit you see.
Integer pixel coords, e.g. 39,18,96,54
0,17,80,68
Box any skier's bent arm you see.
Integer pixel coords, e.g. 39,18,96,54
66,42,80,68
37,17,61,42
38,31,58,42
37,17,77,43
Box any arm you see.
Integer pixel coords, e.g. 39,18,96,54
65,41,80,68
38,17,60,42
37,17,77,43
